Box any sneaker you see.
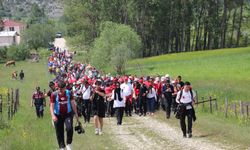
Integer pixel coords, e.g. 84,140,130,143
59,148,65,150
99,131,103,135
183,134,187,138
187,133,192,138
95,128,99,135
66,144,72,150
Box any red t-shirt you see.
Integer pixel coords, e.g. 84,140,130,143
50,91,74,115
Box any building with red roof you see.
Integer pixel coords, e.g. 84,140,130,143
0,19,26,47
2,19,26,34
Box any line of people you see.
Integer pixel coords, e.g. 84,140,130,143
31,47,197,150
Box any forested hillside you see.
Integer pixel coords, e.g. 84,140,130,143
0,0,63,19
64,0,250,57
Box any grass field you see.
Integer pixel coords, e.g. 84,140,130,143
0,59,117,150
126,47,250,102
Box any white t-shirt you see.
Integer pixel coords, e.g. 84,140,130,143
176,90,196,104
81,85,92,100
120,83,133,97
112,90,125,108
147,88,157,100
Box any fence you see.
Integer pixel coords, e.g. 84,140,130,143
197,96,250,119
0,88,20,128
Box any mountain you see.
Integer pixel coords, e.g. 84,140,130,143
1,0,63,19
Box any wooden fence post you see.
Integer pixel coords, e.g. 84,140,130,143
0,94,2,114
239,101,243,117
225,98,228,118
209,96,212,113
11,89,14,118
214,99,218,111
195,90,198,107
7,90,11,120
246,105,249,118
202,97,205,111
233,103,237,117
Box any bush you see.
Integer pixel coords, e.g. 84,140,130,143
0,47,7,62
38,48,51,58
6,44,30,61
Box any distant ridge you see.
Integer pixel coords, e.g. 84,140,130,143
1,0,63,18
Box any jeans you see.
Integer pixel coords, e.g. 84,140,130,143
54,113,73,149
82,99,91,123
107,100,115,117
139,96,147,115
180,108,193,136
116,107,124,125
35,104,43,118
164,95,172,118
147,97,155,113
125,96,132,116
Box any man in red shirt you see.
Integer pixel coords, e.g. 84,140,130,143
50,81,79,150
32,87,45,118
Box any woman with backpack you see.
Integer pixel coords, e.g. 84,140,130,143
50,81,80,150
176,81,196,138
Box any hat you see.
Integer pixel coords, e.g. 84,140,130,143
165,74,170,78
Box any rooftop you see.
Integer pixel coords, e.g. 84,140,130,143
3,19,26,27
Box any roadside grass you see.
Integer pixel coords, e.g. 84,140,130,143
0,59,117,149
154,110,250,149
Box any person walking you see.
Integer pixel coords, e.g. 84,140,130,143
19,70,24,81
112,82,125,125
146,84,157,116
80,80,93,123
50,81,80,150
162,80,174,119
138,79,148,116
120,77,133,116
176,81,196,138
92,80,106,135
32,87,45,118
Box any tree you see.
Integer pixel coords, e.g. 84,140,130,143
22,23,55,50
28,3,47,24
90,21,141,74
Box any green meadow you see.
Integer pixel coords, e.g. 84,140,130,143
126,47,250,102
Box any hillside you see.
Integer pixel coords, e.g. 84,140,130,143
1,0,63,18
123,47,250,102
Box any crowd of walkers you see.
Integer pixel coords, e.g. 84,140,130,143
31,47,197,150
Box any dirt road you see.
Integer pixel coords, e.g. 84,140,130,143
54,38,68,50
106,116,234,150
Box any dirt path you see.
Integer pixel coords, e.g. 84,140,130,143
106,115,234,150
54,38,67,49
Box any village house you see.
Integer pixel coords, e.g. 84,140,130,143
0,19,26,47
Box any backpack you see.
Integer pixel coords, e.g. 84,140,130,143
178,90,194,102
54,90,72,115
